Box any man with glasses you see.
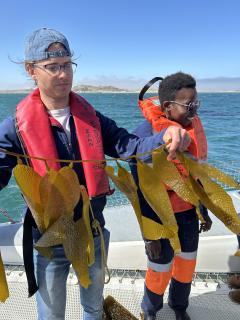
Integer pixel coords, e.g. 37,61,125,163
130,72,212,320
0,29,191,319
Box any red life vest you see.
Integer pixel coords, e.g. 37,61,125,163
139,95,208,213
16,88,110,198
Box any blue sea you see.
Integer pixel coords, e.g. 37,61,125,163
0,92,239,222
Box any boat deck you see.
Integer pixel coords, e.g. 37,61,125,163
0,267,239,320
1,191,240,319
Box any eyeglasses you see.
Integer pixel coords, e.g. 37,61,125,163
169,100,201,112
33,62,77,75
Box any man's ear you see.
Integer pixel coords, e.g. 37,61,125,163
25,63,37,81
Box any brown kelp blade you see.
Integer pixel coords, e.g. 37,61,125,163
39,166,81,229
13,164,41,204
105,164,143,229
178,154,240,233
137,159,175,226
59,165,82,204
202,163,239,189
178,153,240,233
39,170,67,229
13,163,81,232
137,159,180,252
153,148,199,208
80,185,95,266
36,214,92,289
63,217,92,289
105,163,175,244
103,295,138,320
35,215,67,248
141,216,177,241
13,164,45,232
14,162,92,287
153,149,204,222
189,173,240,234
0,252,9,302
178,153,240,189
34,247,53,260
105,163,138,200
178,153,240,232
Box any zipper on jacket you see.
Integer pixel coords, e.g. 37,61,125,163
51,124,75,160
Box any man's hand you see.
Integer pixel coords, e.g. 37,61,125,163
163,126,191,160
145,240,161,260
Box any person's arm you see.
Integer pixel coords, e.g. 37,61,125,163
0,117,21,189
97,111,190,160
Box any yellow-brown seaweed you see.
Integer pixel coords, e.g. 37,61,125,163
106,162,180,252
36,214,92,288
178,153,240,234
137,158,180,252
0,252,9,302
14,163,94,288
152,148,200,210
13,164,81,231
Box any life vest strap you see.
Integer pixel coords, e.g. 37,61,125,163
139,77,163,101
23,210,39,297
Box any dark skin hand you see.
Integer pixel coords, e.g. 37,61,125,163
145,240,162,260
199,215,212,233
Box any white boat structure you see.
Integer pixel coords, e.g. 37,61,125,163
0,179,240,319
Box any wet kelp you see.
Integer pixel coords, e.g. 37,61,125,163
177,152,240,234
106,147,240,253
13,162,95,288
0,146,239,301
105,163,181,253
0,252,9,302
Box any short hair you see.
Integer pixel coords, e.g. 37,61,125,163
158,72,196,105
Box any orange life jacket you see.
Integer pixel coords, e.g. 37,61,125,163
139,96,207,160
138,81,207,213
15,88,110,198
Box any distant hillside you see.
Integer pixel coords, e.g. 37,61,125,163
0,84,128,94
0,88,32,94
1,77,240,93
73,84,128,92
73,78,240,92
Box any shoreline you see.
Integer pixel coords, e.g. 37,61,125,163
0,89,240,94
0,90,240,95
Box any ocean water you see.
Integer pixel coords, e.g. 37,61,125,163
0,92,239,222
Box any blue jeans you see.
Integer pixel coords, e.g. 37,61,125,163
33,228,110,320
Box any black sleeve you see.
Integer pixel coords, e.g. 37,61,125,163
96,111,165,161
0,117,21,189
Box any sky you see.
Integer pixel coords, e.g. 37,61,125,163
0,0,240,89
